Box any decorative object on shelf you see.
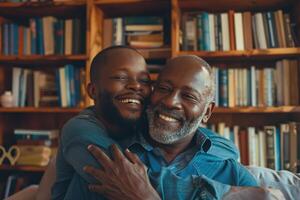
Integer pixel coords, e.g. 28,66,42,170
0,145,20,166
0,91,14,108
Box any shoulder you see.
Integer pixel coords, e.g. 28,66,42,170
61,107,113,146
198,127,239,160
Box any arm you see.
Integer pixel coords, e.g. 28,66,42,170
84,144,231,200
60,117,117,183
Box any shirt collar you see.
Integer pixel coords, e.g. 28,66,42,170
128,128,212,153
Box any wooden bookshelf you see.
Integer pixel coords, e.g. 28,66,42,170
177,48,300,62
0,164,46,172
0,55,88,66
214,106,300,114
0,1,86,18
178,0,293,12
0,107,82,113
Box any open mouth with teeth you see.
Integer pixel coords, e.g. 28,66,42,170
158,114,178,122
120,99,141,105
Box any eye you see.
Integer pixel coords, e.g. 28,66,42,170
157,84,171,92
110,75,128,81
182,93,197,101
139,77,151,84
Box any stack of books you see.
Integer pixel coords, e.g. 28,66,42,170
14,129,59,166
103,16,165,48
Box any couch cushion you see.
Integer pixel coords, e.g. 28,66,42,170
247,166,300,200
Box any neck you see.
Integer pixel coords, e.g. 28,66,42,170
95,108,135,140
146,131,196,163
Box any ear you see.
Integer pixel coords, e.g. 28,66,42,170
202,102,215,124
87,82,97,100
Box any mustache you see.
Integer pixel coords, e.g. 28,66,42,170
149,104,185,121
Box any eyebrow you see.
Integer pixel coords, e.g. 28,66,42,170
182,86,202,98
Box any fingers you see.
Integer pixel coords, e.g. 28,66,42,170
124,149,145,167
84,166,105,182
110,144,125,162
88,145,113,170
88,184,106,193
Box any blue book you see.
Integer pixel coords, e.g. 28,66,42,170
36,18,44,55
266,12,278,48
9,23,14,55
3,23,9,55
197,14,203,50
68,64,76,107
275,127,281,170
12,24,19,55
64,65,71,107
55,70,62,106
201,12,210,51
219,69,228,107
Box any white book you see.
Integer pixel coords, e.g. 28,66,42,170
12,67,22,107
213,67,219,106
208,14,216,51
248,127,258,166
250,66,257,106
223,126,231,140
217,122,226,137
254,13,267,49
115,18,123,45
234,13,245,50
43,17,56,55
242,69,248,106
64,19,73,55
258,130,267,167
221,13,230,51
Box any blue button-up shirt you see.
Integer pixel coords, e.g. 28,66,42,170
52,106,257,200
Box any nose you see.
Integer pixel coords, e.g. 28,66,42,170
126,79,142,91
161,90,182,110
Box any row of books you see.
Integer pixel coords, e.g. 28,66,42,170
14,129,58,166
103,16,165,49
207,122,300,172
181,10,297,51
0,17,85,56
12,64,86,108
213,59,299,107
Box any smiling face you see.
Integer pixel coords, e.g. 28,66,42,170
147,56,215,144
88,48,151,129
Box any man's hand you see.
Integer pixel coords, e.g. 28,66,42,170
83,144,161,200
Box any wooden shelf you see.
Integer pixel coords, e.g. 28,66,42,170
0,1,86,18
213,106,300,113
0,107,82,113
137,47,171,60
0,164,46,172
178,0,295,12
95,0,170,17
0,55,88,66
176,48,300,63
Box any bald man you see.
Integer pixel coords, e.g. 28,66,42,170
57,54,257,200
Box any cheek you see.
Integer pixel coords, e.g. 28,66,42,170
185,103,204,121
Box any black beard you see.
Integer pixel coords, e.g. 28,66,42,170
97,90,141,139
